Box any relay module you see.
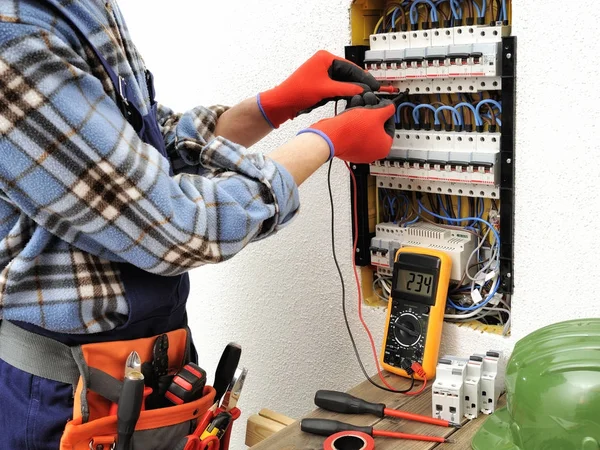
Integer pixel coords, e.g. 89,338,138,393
346,0,515,335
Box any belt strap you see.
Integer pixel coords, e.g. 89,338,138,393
0,321,80,386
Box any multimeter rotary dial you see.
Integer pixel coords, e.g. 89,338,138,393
393,313,422,347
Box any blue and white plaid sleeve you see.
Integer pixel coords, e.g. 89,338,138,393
0,21,300,277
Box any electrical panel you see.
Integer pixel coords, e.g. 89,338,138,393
347,0,515,335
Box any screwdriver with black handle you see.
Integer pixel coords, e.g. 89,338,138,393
301,418,452,444
315,390,461,428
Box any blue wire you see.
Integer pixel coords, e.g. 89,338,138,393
386,196,397,220
434,105,462,126
475,0,486,18
436,95,448,126
455,102,482,126
437,195,451,219
482,113,502,126
448,276,500,311
472,1,481,18
399,195,411,222
409,0,438,25
475,99,501,125
404,215,420,227
417,199,500,247
412,104,437,126
403,202,422,227
449,0,462,19
391,7,401,30
502,0,507,21
396,102,416,124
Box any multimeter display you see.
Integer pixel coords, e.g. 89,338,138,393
396,270,434,297
381,248,451,380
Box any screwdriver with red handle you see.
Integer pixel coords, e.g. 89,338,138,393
314,390,461,428
301,418,452,444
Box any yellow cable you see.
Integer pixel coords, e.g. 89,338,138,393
373,16,385,34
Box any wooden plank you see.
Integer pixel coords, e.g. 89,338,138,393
245,414,287,447
252,373,417,450
259,409,295,426
252,374,505,450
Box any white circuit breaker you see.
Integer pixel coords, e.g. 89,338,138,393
464,355,484,419
480,351,501,414
432,357,466,423
433,351,502,421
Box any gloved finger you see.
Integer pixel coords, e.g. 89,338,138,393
365,101,396,138
391,89,410,107
384,112,396,139
329,59,381,92
363,91,379,106
349,94,365,108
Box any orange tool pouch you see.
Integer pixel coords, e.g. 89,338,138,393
0,321,240,450
59,328,225,450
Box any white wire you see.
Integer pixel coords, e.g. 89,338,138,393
445,306,510,320
373,275,392,302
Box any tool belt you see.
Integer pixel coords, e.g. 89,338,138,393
0,321,239,450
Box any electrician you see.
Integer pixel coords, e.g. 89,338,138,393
0,1,394,448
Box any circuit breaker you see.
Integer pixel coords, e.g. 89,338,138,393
347,0,515,335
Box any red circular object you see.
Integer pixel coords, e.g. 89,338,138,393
323,431,375,450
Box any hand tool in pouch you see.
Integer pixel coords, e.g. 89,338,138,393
315,390,460,428
324,431,375,450
213,342,242,405
142,333,170,409
220,367,247,411
301,419,452,444
165,362,207,405
200,411,233,440
116,351,145,450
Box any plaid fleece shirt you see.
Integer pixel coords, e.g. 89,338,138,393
0,0,300,333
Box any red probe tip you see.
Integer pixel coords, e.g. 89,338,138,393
451,422,462,428
445,438,455,443
377,85,400,94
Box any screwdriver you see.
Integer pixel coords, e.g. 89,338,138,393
301,419,452,443
315,390,460,428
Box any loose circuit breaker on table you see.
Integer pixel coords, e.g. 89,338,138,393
346,0,515,335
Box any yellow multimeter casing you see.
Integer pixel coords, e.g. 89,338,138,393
380,247,452,380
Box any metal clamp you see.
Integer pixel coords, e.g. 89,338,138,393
89,439,116,450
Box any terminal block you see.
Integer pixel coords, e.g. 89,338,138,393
370,222,475,280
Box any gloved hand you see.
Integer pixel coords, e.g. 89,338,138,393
298,92,396,164
257,50,380,128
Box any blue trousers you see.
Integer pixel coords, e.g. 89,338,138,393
0,358,72,450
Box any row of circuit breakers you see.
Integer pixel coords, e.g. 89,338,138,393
364,21,510,280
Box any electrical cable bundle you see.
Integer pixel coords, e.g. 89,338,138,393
374,0,509,34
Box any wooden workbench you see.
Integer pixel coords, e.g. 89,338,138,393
252,371,503,450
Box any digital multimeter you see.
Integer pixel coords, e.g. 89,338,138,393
381,247,452,380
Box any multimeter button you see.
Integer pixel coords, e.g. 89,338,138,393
414,349,423,360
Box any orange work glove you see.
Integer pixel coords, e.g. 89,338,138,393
297,92,396,164
257,50,380,128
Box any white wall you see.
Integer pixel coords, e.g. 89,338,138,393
118,1,600,448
